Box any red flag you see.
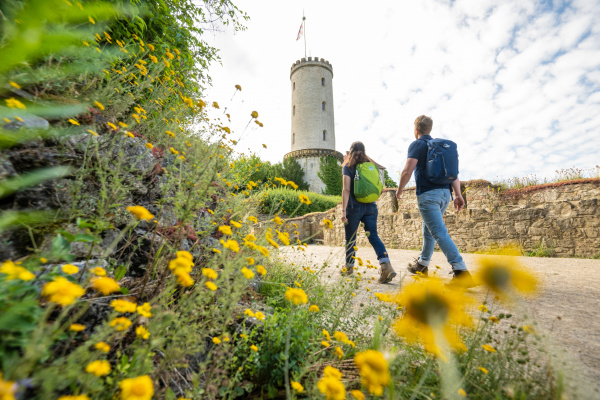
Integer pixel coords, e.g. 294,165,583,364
296,22,303,41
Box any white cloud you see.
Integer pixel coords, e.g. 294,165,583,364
203,0,600,184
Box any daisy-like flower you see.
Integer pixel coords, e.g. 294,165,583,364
241,267,254,279
474,247,537,299
94,101,105,110
478,366,489,374
481,344,496,353
218,225,232,236
256,265,267,276
135,325,149,339
202,268,218,280
62,264,79,275
250,345,258,352
354,350,390,396
317,374,345,400
322,219,334,229
205,281,217,291
254,311,265,321
335,346,344,359
91,277,121,295
291,381,303,393
42,277,85,306
5,98,26,109
351,390,365,400
251,111,258,118
309,305,319,312
119,375,154,400
95,342,110,353
298,194,311,205
107,122,117,130
85,360,111,376
257,246,270,257
69,324,85,332
68,119,80,126
222,239,240,253
213,337,221,344
110,299,137,313
489,316,499,324
92,266,106,276
126,206,154,221
137,302,152,318
1,260,35,281
284,288,308,305
110,317,132,332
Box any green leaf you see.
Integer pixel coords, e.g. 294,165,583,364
76,218,95,229
120,287,129,295
73,234,96,243
114,265,127,281
56,230,76,242
0,210,53,232
51,234,72,261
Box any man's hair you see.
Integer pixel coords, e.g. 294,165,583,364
414,115,433,136
344,141,370,168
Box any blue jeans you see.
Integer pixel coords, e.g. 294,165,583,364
344,202,390,266
417,189,467,271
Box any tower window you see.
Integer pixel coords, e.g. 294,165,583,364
293,132,295,145
321,78,325,86
293,82,295,91
293,105,295,116
322,101,325,111
323,130,326,141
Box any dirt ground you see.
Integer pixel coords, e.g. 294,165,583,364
280,245,600,397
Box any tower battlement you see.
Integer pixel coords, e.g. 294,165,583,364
290,57,333,78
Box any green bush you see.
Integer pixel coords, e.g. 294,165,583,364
252,188,340,217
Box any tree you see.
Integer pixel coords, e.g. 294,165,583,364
271,157,309,190
318,156,343,196
383,169,398,188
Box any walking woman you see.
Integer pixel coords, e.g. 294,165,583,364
341,141,397,283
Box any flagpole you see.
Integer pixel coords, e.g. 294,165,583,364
303,13,306,59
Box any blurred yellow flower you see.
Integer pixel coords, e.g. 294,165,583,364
91,277,121,295
309,305,319,312
230,220,242,228
85,360,111,376
69,323,85,332
126,205,154,221
251,111,258,118
222,239,240,253
458,388,467,397
92,266,106,276
118,122,128,128
478,366,489,374
262,144,267,148
241,267,254,279
212,248,221,254
1,260,35,281
489,316,499,323
235,84,242,91
94,342,110,353
42,277,85,306
254,311,265,321
58,395,90,400
88,16,95,24
68,119,80,126
119,375,154,400
474,248,537,298
284,288,308,305
246,257,255,265
250,345,258,352
212,337,221,344
5,98,26,109
166,130,175,137
174,270,194,287
147,43,155,51
94,101,105,110
212,101,220,109
350,390,365,400
145,143,153,149
61,264,79,275
136,326,150,339
323,329,331,341
205,281,217,291
335,346,344,359
478,304,488,312
202,268,218,280
107,122,117,130
322,219,334,229
321,341,330,347
137,302,152,318
354,350,390,396
111,299,137,313
218,225,232,235
9,81,21,89
298,194,311,205
482,344,496,353
87,129,98,136
110,317,132,331
317,375,345,400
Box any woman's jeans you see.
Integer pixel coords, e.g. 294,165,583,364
416,189,467,270
344,202,390,266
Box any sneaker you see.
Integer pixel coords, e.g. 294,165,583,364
378,262,397,283
407,258,428,276
340,265,354,276
448,269,477,288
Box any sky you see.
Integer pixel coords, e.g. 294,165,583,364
202,0,600,184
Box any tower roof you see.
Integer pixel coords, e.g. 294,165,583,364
290,57,333,78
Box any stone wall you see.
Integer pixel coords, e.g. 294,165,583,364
291,179,600,258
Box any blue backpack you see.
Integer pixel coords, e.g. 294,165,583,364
421,137,459,185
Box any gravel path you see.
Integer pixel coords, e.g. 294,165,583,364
280,245,600,396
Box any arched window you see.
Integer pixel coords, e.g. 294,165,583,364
293,133,295,145
323,130,326,141
321,78,325,86
293,105,295,116
293,82,295,91
322,101,325,111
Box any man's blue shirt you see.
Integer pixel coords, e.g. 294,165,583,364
407,135,452,195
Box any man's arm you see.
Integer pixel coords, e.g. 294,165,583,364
396,158,418,199
342,175,351,223
452,178,465,212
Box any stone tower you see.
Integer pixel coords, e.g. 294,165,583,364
284,57,343,193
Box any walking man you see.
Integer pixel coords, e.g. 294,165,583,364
396,115,475,285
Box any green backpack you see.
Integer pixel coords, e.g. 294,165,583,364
353,162,383,203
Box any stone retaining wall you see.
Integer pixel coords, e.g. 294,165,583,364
289,179,600,258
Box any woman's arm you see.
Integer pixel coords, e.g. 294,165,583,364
342,175,351,223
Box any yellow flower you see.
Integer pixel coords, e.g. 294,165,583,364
246,257,255,265
119,375,154,400
205,281,218,291
354,350,390,396
88,16,95,24
323,329,331,341
251,111,258,118
166,130,175,138
317,376,345,400
5,98,26,109
107,122,117,130
94,101,105,110
262,144,267,148
254,311,265,321
147,43,155,51
174,270,194,287
170,147,179,155
1,260,35,281
149,55,158,63
69,323,85,332
235,84,242,91
92,266,106,276
478,366,489,374
58,395,90,400
244,309,255,317
257,246,270,257
458,388,467,397
145,143,153,149
482,344,496,353
95,342,110,353
271,215,284,225
391,277,474,360
212,248,221,254
291,381,303,393
137,302,152,318
250,345,258,352
110,299,137,313
523,325,537,335
118,122,128,128
230,220,242,228
126,131,135,138
87,129,98,136
277,231,291,246
222,239,240,253
298,194,312,205
241,267,255,279
62,264,79,275
91,277,121,295
9,81,21,89
247,216,258,224
85,360,111,376
212,101,220,109
68,118,80,126
126,206,154,221
213,337,221,344
335,346,344,359
309,305,320,312
284,288,308,305
489,316,499,324
110,317,132,331
478,304,488,312
202,268,218,280
322,219,333,229
218,225,232,235
474,247,537,298
256,265,267,276
42,277,85,306
351,390,365,400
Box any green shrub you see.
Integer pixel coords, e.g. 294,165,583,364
252,188,340,217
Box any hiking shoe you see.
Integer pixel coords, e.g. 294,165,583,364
448,269,477,288
378,262,397,283
407,258,428,276
340,265,354,276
